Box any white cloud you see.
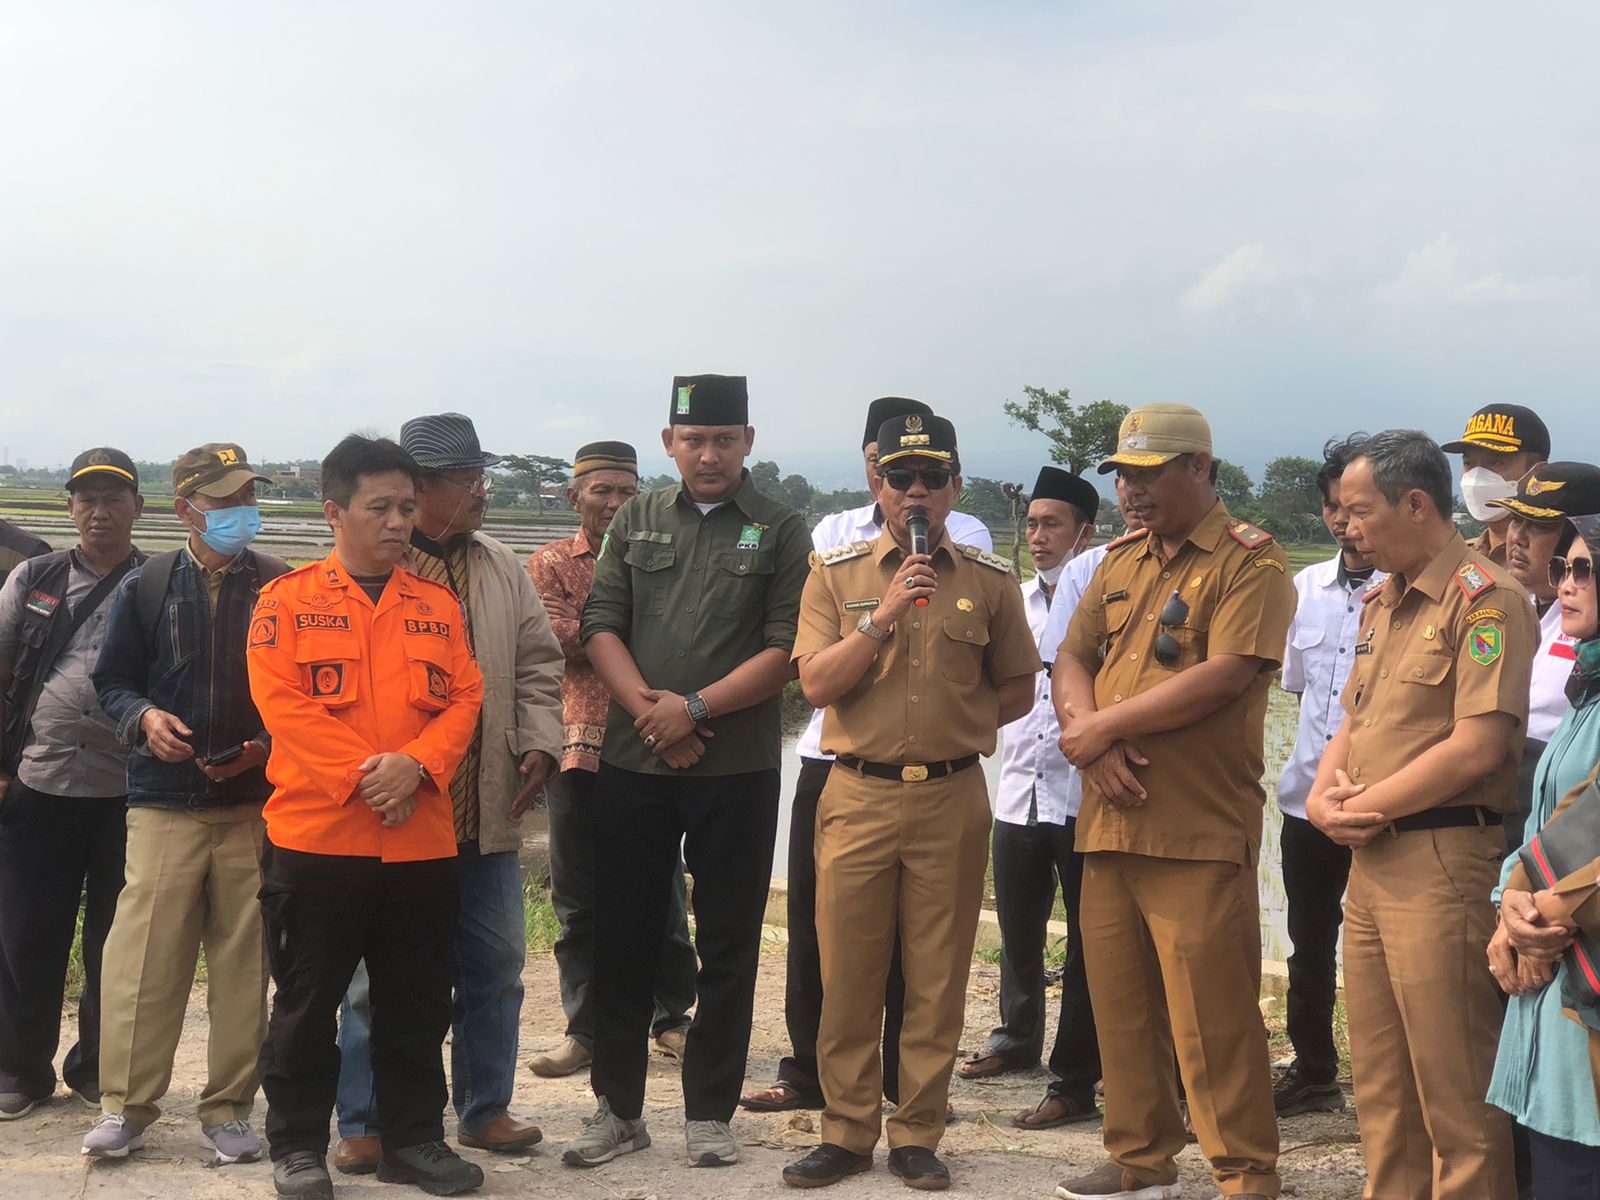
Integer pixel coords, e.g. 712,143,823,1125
1181,245,1303,314
1375,235,1586,309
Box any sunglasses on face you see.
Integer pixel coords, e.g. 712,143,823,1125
1154,590,1189,667
879,467,952,492
1550,556,1595,589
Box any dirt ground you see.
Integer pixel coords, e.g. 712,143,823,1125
0,954,1366,1199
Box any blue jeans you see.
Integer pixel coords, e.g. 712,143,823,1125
336,842,525,1136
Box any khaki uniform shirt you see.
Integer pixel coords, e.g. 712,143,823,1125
1062,501,1295,866
792,530,1041,763
1342,532,1535,813
1469,527,1508,567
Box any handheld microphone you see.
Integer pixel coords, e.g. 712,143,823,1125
907,508,930,607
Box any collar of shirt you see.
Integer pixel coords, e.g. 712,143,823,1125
1129,500,1231,563
669,470,765,522
323,552,421,609
871,527,959,568
566,527,595,559
1379,531,1469,607
183,538,242,584
1336,554,1377,590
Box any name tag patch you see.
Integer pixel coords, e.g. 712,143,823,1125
404,619,451,638
25,590,59,618
296,612,351,631
843,598,881,611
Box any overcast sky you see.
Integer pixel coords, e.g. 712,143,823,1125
2,1,1595,491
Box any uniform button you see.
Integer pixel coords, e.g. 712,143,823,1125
1333,689,1339,698
1347,606,1354,613
1392,620,1402,630
1162,571,1171,580
966,628,975,637
908,735,918,743
1413,668,1423,677
738,563,748,573
1363,718,1372,727
1145,613,1155,622
911,696,919,704
1352,767,1362,779
912,621,921,630
676,650,685,657
1129,652,1139,662
1037,771,1044,778
1113,694,1123,703
1037,733,1044,740
692,563,702,570
685,607,694,614
1380,669,1389,679
1325,734,1332,741
911,659,920,667
1339,647,1346,654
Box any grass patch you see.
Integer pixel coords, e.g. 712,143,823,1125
524,877,562,955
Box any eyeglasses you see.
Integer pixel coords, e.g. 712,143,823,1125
1550,556,1595,589
879,467,952,492
440,472,494,495
1153,590,1189,667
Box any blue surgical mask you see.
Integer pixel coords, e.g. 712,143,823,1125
187,500,261,556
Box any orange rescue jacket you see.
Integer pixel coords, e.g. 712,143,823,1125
247,553,484,862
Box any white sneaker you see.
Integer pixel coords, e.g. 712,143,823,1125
685,1119,738,1167
561,1098,651,1168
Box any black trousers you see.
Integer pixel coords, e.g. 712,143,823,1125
0,783,125,1098
546,767,697,1047
592,763,779,1123
987,815,1100,1103
779,756,905,1104
1280,813,1351,1083
257,841,458,1160
1528,1128,1600,1200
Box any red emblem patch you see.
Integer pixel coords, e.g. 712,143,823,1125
310,662,345,698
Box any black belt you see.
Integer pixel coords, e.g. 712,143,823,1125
834,754,980,784
1389,806,1503,834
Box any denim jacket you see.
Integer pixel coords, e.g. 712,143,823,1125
93,548,274,810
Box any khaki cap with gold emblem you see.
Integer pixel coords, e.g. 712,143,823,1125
1096,403,1212,475
172,443,272,499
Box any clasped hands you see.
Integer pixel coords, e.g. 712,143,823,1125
1059,703,1149,807
634,687,714,770
1305,769,1390,848
1488,888,1578,996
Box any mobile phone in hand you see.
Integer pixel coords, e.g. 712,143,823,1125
202,743,247,767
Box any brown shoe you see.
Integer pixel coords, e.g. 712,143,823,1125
526,1037,591,1078
458,1115,543,1153
654,1027,688,1063
333,1135,381,1175
1054,1160,1180,1199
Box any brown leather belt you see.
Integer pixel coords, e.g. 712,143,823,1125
834,754,980,784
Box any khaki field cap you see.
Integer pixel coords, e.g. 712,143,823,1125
172,443,271,499
1096,403,1213,475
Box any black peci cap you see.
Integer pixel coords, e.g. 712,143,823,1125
1031,466,1100,522
862,397,934,449
1487,461,1600,522
877,413,958,468
669,375,749,426
1441,403,1551,459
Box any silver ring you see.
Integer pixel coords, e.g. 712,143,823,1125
905,576,918,589
644,734,658,748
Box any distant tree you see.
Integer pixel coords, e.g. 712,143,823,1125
641,473,677,492
811,487,872,514
1258,455,1325,540
1213,458,1255,513
498,454,572,499
0,464,17,477
750,460,783,497
1003,386,1129,475
956,476,1011,526
779,473,814,512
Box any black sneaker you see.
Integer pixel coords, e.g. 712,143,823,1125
377,1140,485,1196
888,1146,950,1191
273,1150,335,1200
1274,1062,1345,1116
783,1143,872,1188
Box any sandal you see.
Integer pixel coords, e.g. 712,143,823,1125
955,1051,1017,1080
1012,1094,1099,1130
739,1081,822,1112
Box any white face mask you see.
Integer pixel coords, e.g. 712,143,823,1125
1461,466,1517,524
1035,528,1090,585
1037,560,1068,585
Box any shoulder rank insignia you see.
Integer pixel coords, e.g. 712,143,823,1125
819,541,872,566
1362,580,1387,604
958,544,1013,572
1228,520,1275,549
1455,561,1493,601
1104,529,1146,552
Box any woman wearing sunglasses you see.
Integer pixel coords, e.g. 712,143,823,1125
1488,466,1600,1200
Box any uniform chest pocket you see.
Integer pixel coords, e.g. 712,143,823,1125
1290,624,1326,651
624,540,677,616
1392,651,1452,731
403,637,453,713
294,635,361,709
714,551,775,599
939,617,990,684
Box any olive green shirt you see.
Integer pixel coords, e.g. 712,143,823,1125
579,471,811,776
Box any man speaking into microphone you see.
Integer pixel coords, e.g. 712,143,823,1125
780,413,1040,1191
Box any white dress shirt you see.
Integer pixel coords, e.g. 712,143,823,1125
1529,599,1577,743
1276,553,1383,820
996,576,1081,824
1037,542,1110,668
795,503,993,761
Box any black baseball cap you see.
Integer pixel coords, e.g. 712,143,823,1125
1487,461,1600,523
1441,403,1551,458
67,447,138,492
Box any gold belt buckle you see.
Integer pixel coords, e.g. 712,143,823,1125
901,764,929,783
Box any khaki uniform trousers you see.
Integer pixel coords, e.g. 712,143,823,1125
98,805,269,1127
1080,851,1280,1197
814,762,990,1153
1343,824,1514,1200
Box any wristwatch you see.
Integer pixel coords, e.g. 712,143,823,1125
685,692,711,724
856,611,893,642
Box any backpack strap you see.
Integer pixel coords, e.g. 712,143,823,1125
135,550,183,649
